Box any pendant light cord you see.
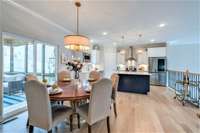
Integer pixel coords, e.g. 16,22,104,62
77,5,79,34
75,2,81,35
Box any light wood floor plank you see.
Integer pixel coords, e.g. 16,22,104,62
1,86,200,133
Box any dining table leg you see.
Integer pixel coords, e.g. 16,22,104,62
70,100,81,131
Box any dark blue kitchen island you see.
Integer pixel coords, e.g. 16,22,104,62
116,72,150,94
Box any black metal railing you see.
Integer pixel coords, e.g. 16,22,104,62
168,70,200,107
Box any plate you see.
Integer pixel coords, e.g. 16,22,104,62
61,78,71,82
48,87,63,95
88,78,96,82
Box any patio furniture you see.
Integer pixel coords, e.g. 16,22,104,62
3,73,25,95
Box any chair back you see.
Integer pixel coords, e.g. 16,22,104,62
25,80,52,130
58,70,71,81
26,74,38,81
111,73,119,100
88,78,112,125
89,71,101,81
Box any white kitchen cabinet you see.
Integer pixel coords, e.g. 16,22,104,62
91,50,100,65
117,52,126,65
137,51,148,65
147,47,166,57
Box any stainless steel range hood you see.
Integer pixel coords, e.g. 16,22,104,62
127,46,136,61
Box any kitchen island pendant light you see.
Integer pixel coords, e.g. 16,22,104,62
64,2,90,51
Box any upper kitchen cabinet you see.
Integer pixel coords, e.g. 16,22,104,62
91,50,100,64
137,49,148,65
117,49,126,65
91,45,101,65
147,47,166,57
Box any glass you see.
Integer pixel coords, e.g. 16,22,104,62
27,43,34,73
36,43,43,74
2,35,26,114
3,45,10,72
45,45,56,74
1,33,58,118
45,45,56,84
13,45,25,72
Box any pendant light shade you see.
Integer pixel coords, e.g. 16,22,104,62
64,35,89,51
64,2,90,51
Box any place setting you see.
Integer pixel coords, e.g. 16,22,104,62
47,84,63,95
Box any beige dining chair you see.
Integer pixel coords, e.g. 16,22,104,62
25,80,72,133
77,78,112,133
25,74,38,127
26,74,38,81
89,71,101,81
111,73,119,117
58,70,71,81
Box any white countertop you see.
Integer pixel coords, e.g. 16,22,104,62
115,71,151,75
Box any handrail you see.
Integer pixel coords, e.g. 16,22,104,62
168,70,200,107
167,69,200,75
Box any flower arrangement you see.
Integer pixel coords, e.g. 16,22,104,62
66,60,83,79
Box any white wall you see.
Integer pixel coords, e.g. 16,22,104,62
103,46,117,78
148,47,166,57
2,1,69,45
167,43,200,73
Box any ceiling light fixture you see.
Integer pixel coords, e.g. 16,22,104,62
150,39,155,42
90,39,94,43
159,23,166,28
137,50,143,54
113,42,117,46
102,32,108,36
64,1,90,51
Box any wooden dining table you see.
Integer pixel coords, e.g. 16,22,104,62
49,80,91,131
50,81,90,102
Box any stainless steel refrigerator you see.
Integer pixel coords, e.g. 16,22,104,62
149,57,167,86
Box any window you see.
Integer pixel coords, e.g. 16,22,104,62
1,33,58,116
13,45,25,72
27,43,34,73
36,43,43,74
3,45,10,72
45,45,56,83
45,45,56,74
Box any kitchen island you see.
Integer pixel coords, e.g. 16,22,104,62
116,71,151,94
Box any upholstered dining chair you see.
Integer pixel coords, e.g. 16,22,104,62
25,74,38,127
111,73,119,117
58,70,71,81
26,74,38,81
89,71,101,81
25,80,72,133
77,78,113,133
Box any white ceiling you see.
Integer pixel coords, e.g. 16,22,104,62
2,0,200,47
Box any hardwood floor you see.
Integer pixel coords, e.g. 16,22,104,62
1,86,200,133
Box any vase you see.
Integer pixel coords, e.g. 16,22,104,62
75,71,79,79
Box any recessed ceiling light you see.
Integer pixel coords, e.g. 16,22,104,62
102,32,108,36
159,23,166,28
120,50,126,54
150,39,155,42
137,50,143,53
90,39,94,43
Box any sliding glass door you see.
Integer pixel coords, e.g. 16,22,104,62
36,42,43,81
3,37,28,114
36,43,57,83
44,45,56,84
1,33,58,118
